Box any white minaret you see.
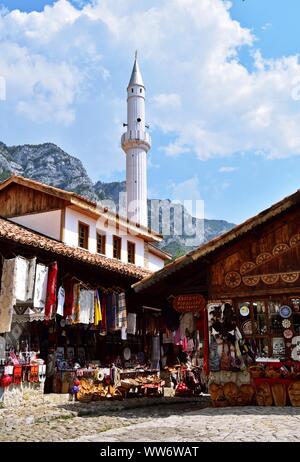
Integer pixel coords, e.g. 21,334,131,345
121,52,151,228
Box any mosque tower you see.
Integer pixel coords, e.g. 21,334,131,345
121,52,151,227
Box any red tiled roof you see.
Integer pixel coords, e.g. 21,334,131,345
0,217,151,280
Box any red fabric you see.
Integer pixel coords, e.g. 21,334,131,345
13,365,22,385
203,307,209,376
45,262,58,321
64,278,74,317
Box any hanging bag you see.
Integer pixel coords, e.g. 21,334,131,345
220,342,231,371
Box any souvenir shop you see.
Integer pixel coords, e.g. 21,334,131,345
0,219,169,405
133,189,300,406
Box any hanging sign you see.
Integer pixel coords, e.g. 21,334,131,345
173,294,206,313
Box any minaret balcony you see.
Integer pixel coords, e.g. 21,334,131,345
121,130,151,152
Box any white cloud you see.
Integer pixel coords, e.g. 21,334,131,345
219,166,238,173
1,0,300,175
261,22,272,31
152,93,181,108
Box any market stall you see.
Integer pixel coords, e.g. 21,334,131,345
133,186,300,407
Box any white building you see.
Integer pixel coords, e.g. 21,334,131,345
0,56,171,271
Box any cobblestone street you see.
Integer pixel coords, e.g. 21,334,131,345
1,395,300,442
71,406,300,442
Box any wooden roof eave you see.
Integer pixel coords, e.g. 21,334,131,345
133,190,300,293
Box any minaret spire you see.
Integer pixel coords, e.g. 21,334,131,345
121,54,151,228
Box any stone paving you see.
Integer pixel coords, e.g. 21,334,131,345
71,406,300,443
1,395,300,442
0,395,208,442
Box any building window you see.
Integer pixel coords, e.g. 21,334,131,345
140,88,142,93
127,241,135,264
97,233,106,255
78,222,89,249
113,235,121,260
131,88,134,93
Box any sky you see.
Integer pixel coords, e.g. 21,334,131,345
0,0,300,225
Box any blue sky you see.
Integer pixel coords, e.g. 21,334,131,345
1,0,300,224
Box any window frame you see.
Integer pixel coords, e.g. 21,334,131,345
78,221,89,250
127,240,136,264
96,232,106,255
113,235,122,260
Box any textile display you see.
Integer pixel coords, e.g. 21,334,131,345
33,263,49,311
94,290,102,326
111,293,118,330
79,289,94,324
14,256,36,303
72,283,81,323
56,286,65,317
127,313,137,335
180,312,195,337
116,292,127,330
99,295,107,335
0,258,17,333
45,262,58,321
63,278,74,317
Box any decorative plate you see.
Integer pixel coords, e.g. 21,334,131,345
279,305,292,318
240,305,250,317
283,329,293,339
242,320,257,335
122,347,131,361
282,319,291,328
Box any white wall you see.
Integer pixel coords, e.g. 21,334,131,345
11,210,61,240
96,216,145,267
64,207,97,253
148,252,165,272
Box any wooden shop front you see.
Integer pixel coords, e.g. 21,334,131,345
133,187,300,406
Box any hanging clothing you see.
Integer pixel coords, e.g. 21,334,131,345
150,335,161,369
111,293,118,330
63,278,74,317
99,294,107,335
187,337,195,352
72,283,81,323
79,289,94,324
174,327,182,345
127,313,137,335
94,290,102,326
15,256,29,302
45,262,58,321
116,292,127,330
12,256,36,303
89,292,94,324
33,263,49,311
182,336,188,352
180,312,195,337
0,258,17,333
56,286,65,317
121,326,127,340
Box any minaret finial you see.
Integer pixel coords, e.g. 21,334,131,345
135,50,138,60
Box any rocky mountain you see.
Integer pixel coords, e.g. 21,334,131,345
0,141,235,257
0,142,96,200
